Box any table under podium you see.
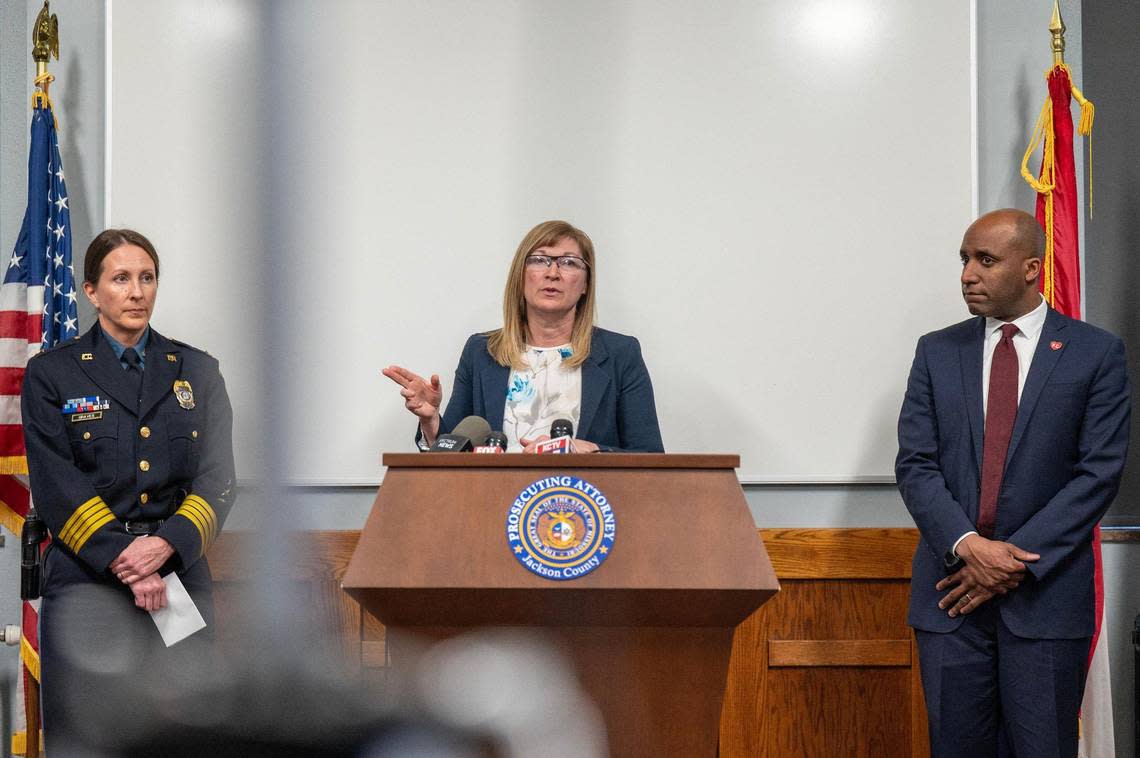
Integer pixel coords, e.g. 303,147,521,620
343,453,778,757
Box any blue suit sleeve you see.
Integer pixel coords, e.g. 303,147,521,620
895,337,977,558
606,337,664,453
1010,337,1131,582
414,335,478,447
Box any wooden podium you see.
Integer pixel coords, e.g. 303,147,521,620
343,453,778,757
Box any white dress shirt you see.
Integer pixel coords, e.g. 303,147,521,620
954,296,1047,554
981,296,1048,418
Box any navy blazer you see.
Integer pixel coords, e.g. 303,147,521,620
431,327,664,452
896,308,1130,639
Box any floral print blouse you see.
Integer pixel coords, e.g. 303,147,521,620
502,344,582,451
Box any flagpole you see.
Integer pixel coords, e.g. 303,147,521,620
20,10,56,756
31,1,58,109
1049,0,1065,66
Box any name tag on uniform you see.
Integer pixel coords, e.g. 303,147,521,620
62,396,110,419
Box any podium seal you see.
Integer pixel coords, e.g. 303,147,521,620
506,475,616,581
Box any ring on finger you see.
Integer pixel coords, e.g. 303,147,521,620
964,592,973,602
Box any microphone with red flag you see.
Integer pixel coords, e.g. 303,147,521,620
474,431,508,454
534,419,574,454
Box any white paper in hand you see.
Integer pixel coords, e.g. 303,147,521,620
149,572,207,647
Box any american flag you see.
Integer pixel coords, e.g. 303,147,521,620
0,102,79,757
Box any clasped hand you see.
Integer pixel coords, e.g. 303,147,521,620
110,536,175,611
935,534,1039,618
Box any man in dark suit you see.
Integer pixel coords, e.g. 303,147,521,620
896,209,1131,758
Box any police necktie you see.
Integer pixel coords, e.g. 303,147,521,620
122,347,143,406
977,323,1019,538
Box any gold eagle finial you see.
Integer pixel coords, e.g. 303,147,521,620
32,1,59,64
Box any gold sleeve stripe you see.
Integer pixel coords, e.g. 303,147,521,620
58,496,117,554
193,495,219,541
71,511,117,554
57,497,102,544
182,495,218,543
176,494,219,553
175,506,209,547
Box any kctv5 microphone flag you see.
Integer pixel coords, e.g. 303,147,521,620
534,419,574,454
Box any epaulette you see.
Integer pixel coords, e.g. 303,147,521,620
169,338,212,357
34,335,83,357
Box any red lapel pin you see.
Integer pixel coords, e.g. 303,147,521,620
1050,341,1063,351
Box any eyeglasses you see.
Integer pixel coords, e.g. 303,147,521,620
525,254,590,273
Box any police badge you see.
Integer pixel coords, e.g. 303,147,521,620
173,380,195,409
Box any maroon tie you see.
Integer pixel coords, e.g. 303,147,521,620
977,323,1019,538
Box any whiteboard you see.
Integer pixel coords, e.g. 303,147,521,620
110,0,974,483
108,0,266,478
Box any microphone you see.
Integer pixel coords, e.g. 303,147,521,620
535,418,574,454
430,415,492,453
550,419,573,439
474,431,508,454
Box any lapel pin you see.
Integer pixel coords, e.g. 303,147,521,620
166,353,178,362
80,353,93,361
1050,341,1063,351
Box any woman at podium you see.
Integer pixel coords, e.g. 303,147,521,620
384,220,663,453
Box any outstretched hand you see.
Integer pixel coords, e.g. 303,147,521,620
382,365,443,442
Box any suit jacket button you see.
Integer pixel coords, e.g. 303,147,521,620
140,426,151,438
191,430,198,439
140,492,149,504
83,431,92,440
139,460,150,472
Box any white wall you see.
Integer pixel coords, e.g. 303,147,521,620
116,0,974,484
108,0,267,480
2,2,1137,755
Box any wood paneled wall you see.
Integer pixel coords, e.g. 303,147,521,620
719,529,928,758
208,528,929,756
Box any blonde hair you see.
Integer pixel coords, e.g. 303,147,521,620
486,220,597,370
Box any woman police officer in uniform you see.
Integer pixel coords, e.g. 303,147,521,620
20,228,235,750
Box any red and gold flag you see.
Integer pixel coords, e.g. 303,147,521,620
1020,62,1093,318
1021,54,1110,758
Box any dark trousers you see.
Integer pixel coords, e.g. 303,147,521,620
914,602,1089,758
39,545,216,754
